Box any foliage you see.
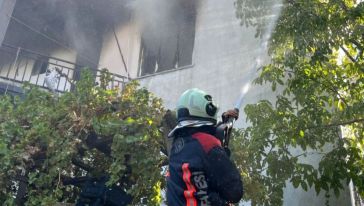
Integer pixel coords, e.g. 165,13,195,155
234,0,364,205
0,69,166,205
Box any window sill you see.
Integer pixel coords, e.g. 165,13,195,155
135,64,194,80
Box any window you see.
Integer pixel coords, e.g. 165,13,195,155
138,0,197,76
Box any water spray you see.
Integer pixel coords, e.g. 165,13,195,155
218,2,283,148
233,60,259,110
233,2,283,112
219,60,260,147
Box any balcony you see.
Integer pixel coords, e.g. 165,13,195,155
0,44,129,94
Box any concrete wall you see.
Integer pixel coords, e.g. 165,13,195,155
0,0,16,45
98,22,140,78
137,0,273,126
135,0,351,205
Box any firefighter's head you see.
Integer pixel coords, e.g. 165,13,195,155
176,88,219,124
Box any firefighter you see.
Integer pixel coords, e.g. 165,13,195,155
167,88,243,206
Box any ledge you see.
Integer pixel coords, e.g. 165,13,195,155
134,64,194,80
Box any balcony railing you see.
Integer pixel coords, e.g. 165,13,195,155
0,44,129,93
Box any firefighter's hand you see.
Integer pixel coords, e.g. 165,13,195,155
207,192,229,206
222,109,239,122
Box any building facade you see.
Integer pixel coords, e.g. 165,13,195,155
0,0,352,205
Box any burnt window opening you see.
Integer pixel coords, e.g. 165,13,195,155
138,0,197,76
31,57,49,75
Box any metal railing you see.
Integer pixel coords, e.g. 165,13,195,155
0,44,129,93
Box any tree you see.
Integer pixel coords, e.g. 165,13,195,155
0,69,166,205
233,0,364,205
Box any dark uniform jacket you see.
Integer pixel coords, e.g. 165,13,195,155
167,129,243,206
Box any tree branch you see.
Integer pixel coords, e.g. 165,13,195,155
15,174,28,205
307,73,348,107
85,132,113,156
356,49,363,61
349,39,364,51
350,39,364,62
340,45,357,63
294,152,327,158
71,158,93,172
303,67,349,107
325,84,348,107
307,118,364,129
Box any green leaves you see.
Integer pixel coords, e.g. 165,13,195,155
299,130,305,138
235,0,364,205
0,69,166,205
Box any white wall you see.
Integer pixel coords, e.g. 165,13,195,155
137,0,273,126
99,22,140,78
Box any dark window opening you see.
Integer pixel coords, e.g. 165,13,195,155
138,0,197,76
31,57,49,75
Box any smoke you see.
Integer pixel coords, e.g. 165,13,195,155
129,0,200,74
11,0,131,67
62,2,88,56
132,0,200,55
133,0,175,51
8,0,199,69
58,0,191,65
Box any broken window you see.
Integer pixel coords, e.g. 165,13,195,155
138,0,197,76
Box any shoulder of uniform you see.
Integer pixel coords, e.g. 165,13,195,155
191,132,221,153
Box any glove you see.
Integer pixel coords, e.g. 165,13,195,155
222,109,239,123
208,192,229,206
